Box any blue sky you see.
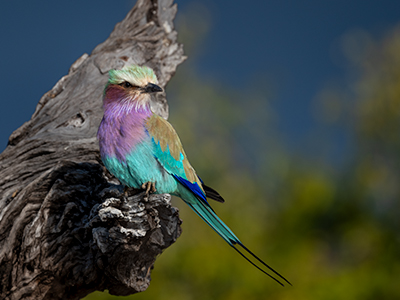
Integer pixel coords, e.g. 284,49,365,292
1,0,400,159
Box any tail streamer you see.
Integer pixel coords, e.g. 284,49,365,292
186,200,291,286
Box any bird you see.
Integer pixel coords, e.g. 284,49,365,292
97,64,290,286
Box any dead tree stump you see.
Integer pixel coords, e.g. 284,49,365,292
0,0,185,299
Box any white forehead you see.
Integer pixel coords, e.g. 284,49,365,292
109,65,158,86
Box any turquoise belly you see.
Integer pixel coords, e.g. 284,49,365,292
102,141,178,194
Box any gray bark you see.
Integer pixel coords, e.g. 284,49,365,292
0,0,185,299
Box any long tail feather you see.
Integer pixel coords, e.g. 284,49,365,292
186,200,291,286
231,245,285,286
233,243,292,286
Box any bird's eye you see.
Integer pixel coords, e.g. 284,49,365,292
122,81,132,88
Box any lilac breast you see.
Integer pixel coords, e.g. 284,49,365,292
97,86,152,162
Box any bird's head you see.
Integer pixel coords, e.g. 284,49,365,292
104,65,163,112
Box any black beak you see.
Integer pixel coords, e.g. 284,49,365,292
143,83,163,94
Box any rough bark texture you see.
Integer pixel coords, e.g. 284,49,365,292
0,0,185,299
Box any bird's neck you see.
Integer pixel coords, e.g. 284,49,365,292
103,85,152,118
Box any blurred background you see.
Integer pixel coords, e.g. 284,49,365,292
1,0,400,299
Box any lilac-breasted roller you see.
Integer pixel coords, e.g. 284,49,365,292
97,65,290,286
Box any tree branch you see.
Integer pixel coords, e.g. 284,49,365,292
0,0,185,299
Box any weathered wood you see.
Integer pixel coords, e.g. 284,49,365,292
0,0,185,299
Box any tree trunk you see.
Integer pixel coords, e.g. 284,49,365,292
0,0,185,299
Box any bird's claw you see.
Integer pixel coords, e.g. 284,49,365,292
141,181,156,201
123,186,130,197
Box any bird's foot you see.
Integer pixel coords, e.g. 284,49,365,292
141,181,156,201
123,186,130,197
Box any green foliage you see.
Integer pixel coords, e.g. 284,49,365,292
85,7,400,300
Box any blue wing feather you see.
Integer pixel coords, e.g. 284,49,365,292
173,175,210,205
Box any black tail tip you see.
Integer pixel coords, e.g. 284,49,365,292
232,243,292,287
